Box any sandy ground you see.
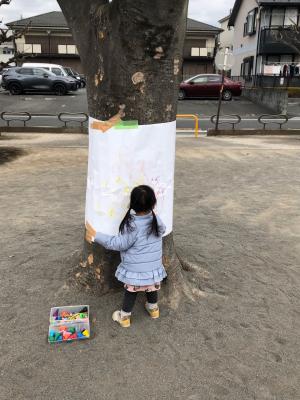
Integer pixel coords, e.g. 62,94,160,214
0,133,299,400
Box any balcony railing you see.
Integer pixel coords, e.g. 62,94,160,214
259,27,300,55
231,75,300,89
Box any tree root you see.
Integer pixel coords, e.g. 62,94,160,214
160,263,208,310
65,234,210,308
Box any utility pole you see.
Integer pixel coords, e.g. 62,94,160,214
215,47,229,131
47,30,51,63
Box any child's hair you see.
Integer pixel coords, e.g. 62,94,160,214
119,185,160,237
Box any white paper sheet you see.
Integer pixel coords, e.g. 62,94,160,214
85,117,176,236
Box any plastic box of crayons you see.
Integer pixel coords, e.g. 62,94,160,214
48,305,90,343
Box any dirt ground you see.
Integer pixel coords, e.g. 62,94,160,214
0,133,299,400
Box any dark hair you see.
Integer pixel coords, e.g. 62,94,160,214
119,185,160,237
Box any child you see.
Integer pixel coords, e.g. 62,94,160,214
86,185,167,328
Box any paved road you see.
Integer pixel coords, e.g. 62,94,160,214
1,89,300,132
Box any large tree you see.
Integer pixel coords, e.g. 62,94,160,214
58,0,201,307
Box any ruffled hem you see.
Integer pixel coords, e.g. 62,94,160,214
115,264,167,286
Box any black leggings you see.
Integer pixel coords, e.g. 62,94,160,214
122,290,158,313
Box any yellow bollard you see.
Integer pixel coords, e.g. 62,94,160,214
176,114,199,137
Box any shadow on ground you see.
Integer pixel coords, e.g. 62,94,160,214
0,146,26,165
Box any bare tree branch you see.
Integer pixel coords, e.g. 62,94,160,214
0,23,31,44
0,51,32,69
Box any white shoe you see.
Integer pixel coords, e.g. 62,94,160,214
112,310,131,328
145,303,160,319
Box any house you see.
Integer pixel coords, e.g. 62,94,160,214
0,24,14,66
0,40,14,65
7,12,221,79
215,14,234,75
7,12,81,72
183,19,222,79
229,0,300,78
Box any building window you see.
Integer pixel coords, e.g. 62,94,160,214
200,48,208,57
191,47,211,57
58,44,78,54
33,44,41,53
284,8,298,26
261,10,271,28
191,47,200,56
23,44,41,54
244,8,258,36
241,56,254,77
24,44,32,53
271,7,285,26
262,7,299,28
3,47,14,54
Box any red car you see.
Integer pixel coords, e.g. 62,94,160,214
179,74,242,101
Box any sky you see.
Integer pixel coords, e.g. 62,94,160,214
0,0,235,26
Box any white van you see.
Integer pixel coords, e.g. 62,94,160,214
22,63,68,77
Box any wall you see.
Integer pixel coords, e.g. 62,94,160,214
218,18,234,50
216,17,234,73
182,32,217,80
25,33,75,54
15,32,82,72
183,33,216,58
183,38,206,58
243,87,288,114
0,40,14,64
183,60,214,80
231,0,258,76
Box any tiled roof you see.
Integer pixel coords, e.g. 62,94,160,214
7,11,68,28
8,11,221,32
187,18,221,32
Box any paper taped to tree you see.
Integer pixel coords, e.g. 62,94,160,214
85,117,176,236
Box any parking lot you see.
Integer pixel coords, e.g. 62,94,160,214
1,88,300,132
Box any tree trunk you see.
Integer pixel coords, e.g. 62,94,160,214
58,0,191,306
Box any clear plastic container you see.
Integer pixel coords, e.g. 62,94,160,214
48,321,90,344
49,305,89,326
48,305,90,343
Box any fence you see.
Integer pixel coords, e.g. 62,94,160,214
0,112,88,134
231,75,300,89
0,112,200,137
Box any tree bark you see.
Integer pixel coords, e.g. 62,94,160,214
58,0,190,305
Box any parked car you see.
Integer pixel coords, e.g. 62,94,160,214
1,67,78,95
179,74,242,101
22,62,69,78
64,67,86,88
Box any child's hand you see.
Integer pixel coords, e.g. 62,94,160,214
85,222,96,243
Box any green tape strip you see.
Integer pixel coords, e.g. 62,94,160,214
115,120,139,129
